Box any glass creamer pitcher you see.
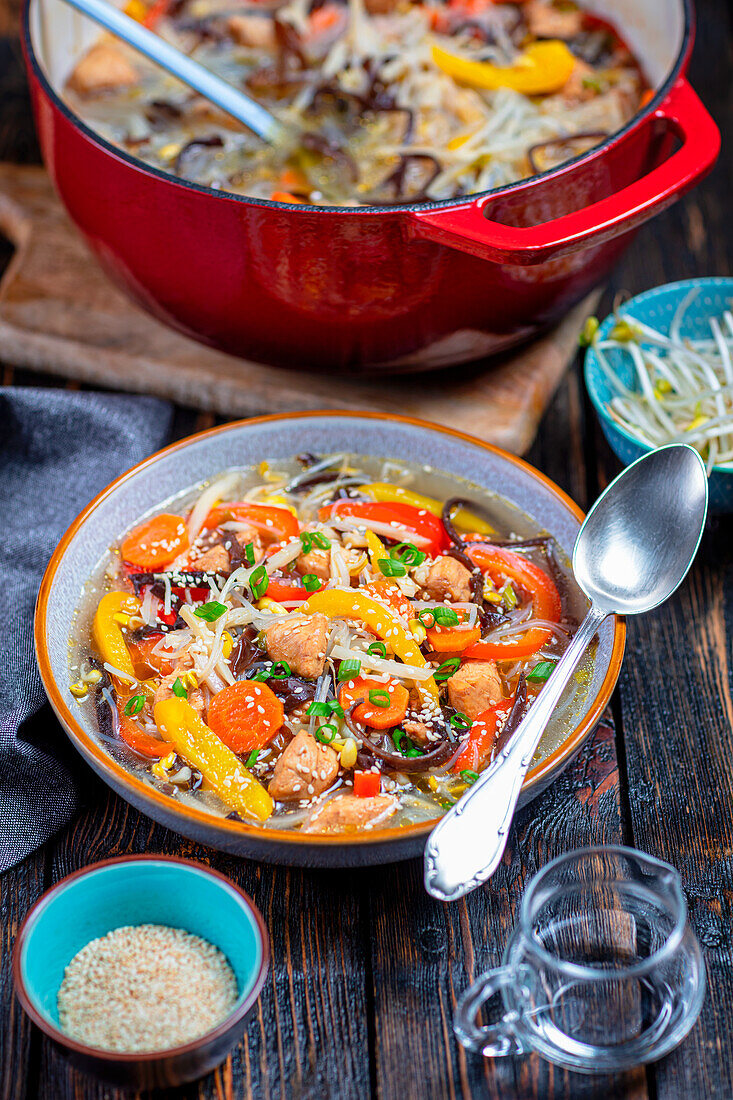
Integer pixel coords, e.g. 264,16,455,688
454,847,706,1073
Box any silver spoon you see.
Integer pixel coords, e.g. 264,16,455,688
61,0,284,143
424,444,708,902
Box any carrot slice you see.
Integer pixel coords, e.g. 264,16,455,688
338,676,409,730
118,715,173,759
121,513,189,569
207,680,285,753
426,609,481,653
353,771,381,797
271,191,305,204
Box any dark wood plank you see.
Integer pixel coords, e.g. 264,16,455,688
35,782,371,1100
0,851,46,1100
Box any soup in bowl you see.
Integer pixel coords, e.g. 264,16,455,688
37,414,624,865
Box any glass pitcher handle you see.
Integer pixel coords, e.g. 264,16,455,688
453,965,530,1057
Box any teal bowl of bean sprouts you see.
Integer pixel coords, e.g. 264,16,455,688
584,278,733,511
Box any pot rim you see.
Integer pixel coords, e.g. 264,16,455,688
22,0,694,217
34,410,626,853
12,854,270,1063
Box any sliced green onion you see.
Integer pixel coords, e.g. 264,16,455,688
405,745,424,758
433,606,460,627
328,700,345,718
368,641,387,659
312,531,331,550
392,728,406,753
302,573,321,592
579,316,599,348
123,694,145,716
434,657,461,681
245,749,260,768
417,609,435,627
316,723,338,744
171,677,187,699
527,660,555,683
501,583,518,611
449,712,470,732
368,689,390,709
300,532,313,554
378,558,407,578
194,600,227,622
269,661,291,680
243,541,255,567
307,701,332,717
338,659,361,682
460,769,480,785
390,542,426,568
251,666,272,681
249,565,268,600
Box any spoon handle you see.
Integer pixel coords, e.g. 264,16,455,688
424,603,609,901
60,0,283,142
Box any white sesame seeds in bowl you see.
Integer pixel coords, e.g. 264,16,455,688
13,856,269,1090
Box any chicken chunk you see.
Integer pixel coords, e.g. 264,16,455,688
302,793,398,833
447,660,502,720
424,556,473,603
296,547,331,581
226,13,276,49
402,717,441,747
562,59,598,104
264,612,329,680
526,0,583,39
268,731,339,802
154,671,205,717
69,42,138,96
193,544,230,573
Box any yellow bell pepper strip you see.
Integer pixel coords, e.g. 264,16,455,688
92,592,141,681
298,589,439,703
431,40,576,95
361,482,495,537
154,698,274,822
365,529,388,571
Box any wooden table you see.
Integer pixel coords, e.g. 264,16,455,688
1,1,731,1096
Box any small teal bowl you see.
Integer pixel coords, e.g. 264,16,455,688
13,856,269,1089
585,277,733,512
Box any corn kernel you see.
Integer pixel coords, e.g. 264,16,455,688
124,0,147,20
340,737,358,769
158,142,182,161
181,671,198,690
221,631,233,659
409,619,427,645
256,597,288,615
152,752,177,781
69,681,88,699
83,669,103,684
112,612,130,626
483,577,501,603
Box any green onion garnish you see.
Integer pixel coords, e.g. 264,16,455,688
249,565,268,600
300,532,313,554
432,606,460,627
501,583,518,610
171,677,187,699
269,661,291,679
123,694,145,716
251,666,272,681
245,749,260,768
434,657,461,681
315,723,338,745
194,601,227,622
405,745,424,758
243,541,255,566
312,531,331,550
368,689,390,709
378,558,407,578
392,728,406,753
308,700,345,718
368,641,387,659
328,700,345,718
302,573,321,592
460,770,480,785
417,609,435,627
338,659,361,682
449,712,470,732
527,661,555,683
390,542,426,568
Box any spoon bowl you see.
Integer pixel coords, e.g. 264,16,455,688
425,444,708,901
574,444,709,614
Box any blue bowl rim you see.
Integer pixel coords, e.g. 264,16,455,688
12,854,270,1063
584,276,733,478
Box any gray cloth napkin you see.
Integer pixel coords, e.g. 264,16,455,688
1,388,173,873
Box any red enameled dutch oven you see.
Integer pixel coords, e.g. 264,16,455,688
23,0,719,373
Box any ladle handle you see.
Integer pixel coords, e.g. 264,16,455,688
60,0,283,142
424,603,609,901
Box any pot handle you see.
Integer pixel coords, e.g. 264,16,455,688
408,79,720,265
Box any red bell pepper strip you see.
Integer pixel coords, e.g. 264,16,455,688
353,770,381,797
451,694,516,773
142,0,173,27
318,501,449,556
265,576,324,603
203,502,299,543
463,544,561,660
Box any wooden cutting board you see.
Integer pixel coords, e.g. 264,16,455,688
0,163,600,453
